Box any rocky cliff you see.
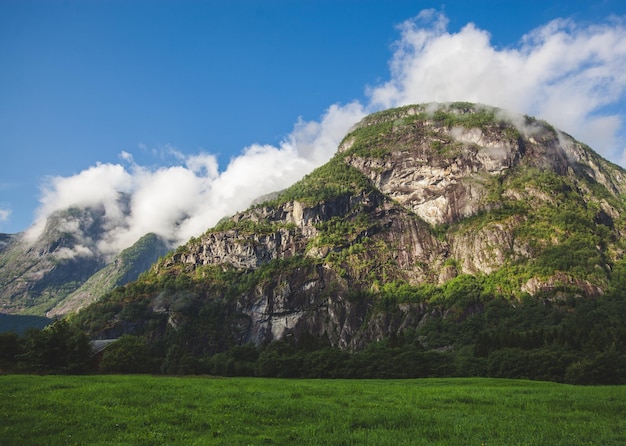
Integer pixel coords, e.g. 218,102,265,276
76,103,626,352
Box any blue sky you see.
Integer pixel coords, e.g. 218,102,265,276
2,1,626,250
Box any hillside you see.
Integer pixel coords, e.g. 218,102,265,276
0,205,170,320
0,207,110,316
46,233,170,318
72,103,626,381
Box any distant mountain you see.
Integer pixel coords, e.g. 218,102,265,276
0,207,110,315
74,103,626,360
0,205,170,319
46,233,170,318
0,233,12,252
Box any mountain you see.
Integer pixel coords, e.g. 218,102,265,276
0,205,170,321
73,102,626,377
0,207,110,316
46,233,170,318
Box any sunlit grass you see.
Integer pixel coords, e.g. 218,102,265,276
2,375,625,445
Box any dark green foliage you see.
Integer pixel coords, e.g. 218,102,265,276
486,347,573,381
255,341,304,378
204,343,259,376
0,331,23,372
565,347,626,385
69,288,626,384
99,335,156,374
67,257,626,384
345,339,455,379
4,290,625,382
16,320,93,374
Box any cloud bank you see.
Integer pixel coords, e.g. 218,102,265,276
26,102,366,256
26,10,626,256
369,10,626,160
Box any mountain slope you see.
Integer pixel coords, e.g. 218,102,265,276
75,103,626,362
0,205,170,318
0,207,110,315
46,233,170,318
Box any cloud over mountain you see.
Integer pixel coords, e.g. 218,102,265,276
26,102,366,255
369,10,626,161
26,10,626,256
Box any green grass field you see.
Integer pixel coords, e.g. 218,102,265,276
1,375,625,445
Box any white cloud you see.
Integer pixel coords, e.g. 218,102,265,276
25,163,133,243
368,10,626,161
26,102,366,256
24,10,626,257
54,244,94,260
0,206,11,226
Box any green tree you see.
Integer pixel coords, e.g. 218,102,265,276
99,335,155,374
21,320,92,374
565,348,626,385
0,332,23,372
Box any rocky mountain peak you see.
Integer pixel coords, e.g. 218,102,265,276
72,102,626,351
339,103,625,225
7,102,626,359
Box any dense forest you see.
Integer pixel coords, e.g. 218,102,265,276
2,276,625,385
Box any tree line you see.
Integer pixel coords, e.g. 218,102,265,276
2,291,625,385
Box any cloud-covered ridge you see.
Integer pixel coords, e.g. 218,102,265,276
26,10,626,257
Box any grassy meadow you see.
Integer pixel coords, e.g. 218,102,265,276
1,375,625,445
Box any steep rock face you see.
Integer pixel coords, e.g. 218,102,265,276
226,204,447,348
521,272,604,297
340,106,626,226
79,103,626,351
152,189,447,348
341,123,520,225
172,227,304,270
449,216,528,275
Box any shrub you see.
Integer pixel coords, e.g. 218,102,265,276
99,335,155,374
